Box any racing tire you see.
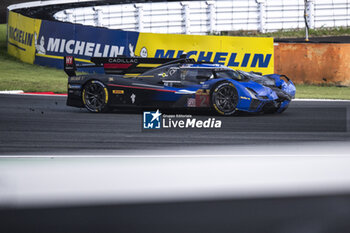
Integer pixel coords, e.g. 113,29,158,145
82,80,109,113
211,82,239,116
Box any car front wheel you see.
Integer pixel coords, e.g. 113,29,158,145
211,82,239,116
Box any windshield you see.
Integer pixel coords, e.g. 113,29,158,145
238,71,275,86
215,69,243,81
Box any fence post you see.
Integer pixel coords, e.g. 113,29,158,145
134,4,144,32
206,1,216,34
181,2,190,34
93,7,103,27
305,0,315,29
256,0,266,33
64,9,73,22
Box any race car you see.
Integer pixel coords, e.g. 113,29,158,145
64,55,295,115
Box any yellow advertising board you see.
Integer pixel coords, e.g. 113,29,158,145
135,33,274,74
6,9,273,74
7,11,42,64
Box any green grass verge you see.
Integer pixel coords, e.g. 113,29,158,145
0,24,349,99
0,24,67,93
295,84,350,100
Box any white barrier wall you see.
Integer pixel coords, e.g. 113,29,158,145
54,0,350,35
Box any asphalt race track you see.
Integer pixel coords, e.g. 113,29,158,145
2,94,350,233
0,94,349,155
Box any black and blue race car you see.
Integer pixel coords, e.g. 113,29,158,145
64,56,295,115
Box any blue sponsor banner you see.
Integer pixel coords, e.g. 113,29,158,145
34,20,139,73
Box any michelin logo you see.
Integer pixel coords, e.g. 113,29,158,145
36,37,126,57
154,49,272,68
143,110,162,129
8,26,34,47
140,47,148,58
129,43,135,57
35,33,46,54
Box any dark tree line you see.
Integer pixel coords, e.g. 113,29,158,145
1,0,36,23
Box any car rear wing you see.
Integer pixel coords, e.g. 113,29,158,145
64,55,195,77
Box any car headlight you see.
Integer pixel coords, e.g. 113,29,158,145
245,88,258,99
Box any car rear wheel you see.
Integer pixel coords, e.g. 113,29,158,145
82,80,109,113
211,82,238,116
